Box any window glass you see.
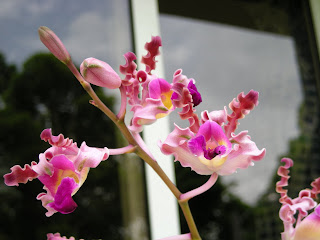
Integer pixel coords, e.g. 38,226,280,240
159,4,309,238
160,14,302,204
0,1,134,239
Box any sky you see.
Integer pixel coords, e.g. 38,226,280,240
0,0,302,205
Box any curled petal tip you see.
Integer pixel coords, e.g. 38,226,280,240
80,57,121,89
141,36,162,73
38,26,71,64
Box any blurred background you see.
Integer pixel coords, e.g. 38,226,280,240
0,0,319,239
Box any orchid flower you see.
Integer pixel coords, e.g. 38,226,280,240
159,90,265,200
119,37,202,132
276,158,320,240
47,233,83,240
4,129,109,216
160,90,265,175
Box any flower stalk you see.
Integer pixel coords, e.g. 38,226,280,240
3,26,269,240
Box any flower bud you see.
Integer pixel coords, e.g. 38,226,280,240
38,26,71,64
80,58,121,89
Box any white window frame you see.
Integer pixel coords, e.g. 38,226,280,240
130,0,180,239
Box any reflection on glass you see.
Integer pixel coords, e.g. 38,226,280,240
0,1,135,240
159,13,303,239
160,13,302,205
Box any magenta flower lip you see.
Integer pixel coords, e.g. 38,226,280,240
187,81,202,107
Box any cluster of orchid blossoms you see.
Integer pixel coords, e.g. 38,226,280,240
276,158,320,240
5,25,309,240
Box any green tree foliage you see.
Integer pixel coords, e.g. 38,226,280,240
0,52,123,240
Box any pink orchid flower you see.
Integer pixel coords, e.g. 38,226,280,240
159,90,265,176
119,37,202,132
47,233,83,240
276,158,320,240
4,129,109,216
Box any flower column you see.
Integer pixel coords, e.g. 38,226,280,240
130,0,180,239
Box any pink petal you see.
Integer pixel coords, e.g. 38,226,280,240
74,142,109,171
224,90,259,138
32,153,53,176
172,69,189,85
41,128,74,148
171,82,192,108
149,78,172,99
47,233,76,240
119,52,137,80
217,131,265,175
141,36,162,73
51,155,76,171
276,158,294,204
310,177,320,199
37,190,57,217
201,108,228,126
129,98,171,132
4,161,39,186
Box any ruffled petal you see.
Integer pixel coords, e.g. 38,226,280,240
47,233,77,240
129,98,172,132
40,128,74,148
224,90,259,138
310,177,320,199
74,142,109,171
276,158,294,205
201,108,228,126
37,189,57,217
119,52,137,81
4,161,39,186
217,131,265,175
159,124,194,154
32,153,53,176
141,36,161,74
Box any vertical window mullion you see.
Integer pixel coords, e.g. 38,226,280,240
130,0,180,239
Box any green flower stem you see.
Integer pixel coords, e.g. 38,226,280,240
69,62,201,239
179,200,201,240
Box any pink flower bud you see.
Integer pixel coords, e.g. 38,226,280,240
38,26,71,64
80,58,121,89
